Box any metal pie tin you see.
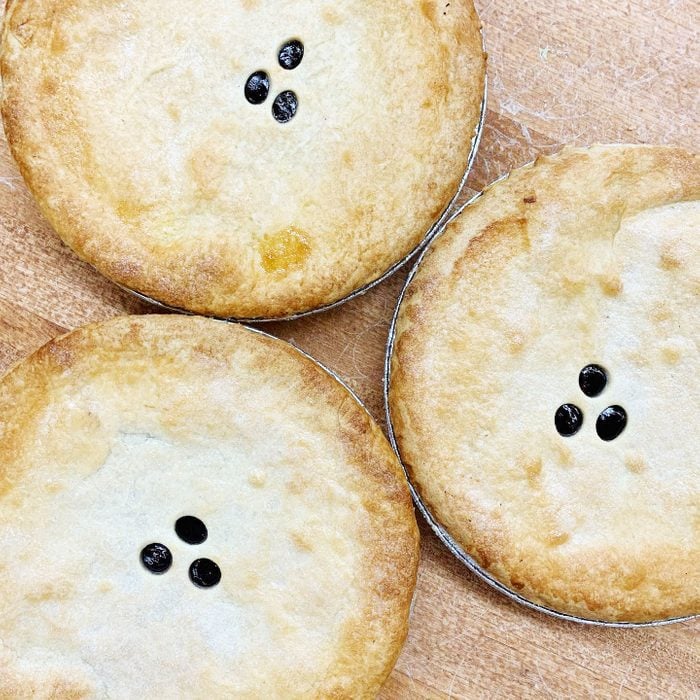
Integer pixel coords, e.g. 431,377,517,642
383,188,698,628
119,74,488,323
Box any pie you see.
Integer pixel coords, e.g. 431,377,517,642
388,144,699,623
0,0,485,319
0,315,419,696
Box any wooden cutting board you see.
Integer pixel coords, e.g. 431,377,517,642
0,1,697,697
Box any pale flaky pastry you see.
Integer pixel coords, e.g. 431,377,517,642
0,315,419,697
389,145,699,622
0,0,485,319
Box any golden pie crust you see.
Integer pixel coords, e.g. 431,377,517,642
0,0,485,319
389,144,699,622
0,315,419,697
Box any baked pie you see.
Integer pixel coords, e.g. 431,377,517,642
0,315,419,696
0,0,485,319
388,145,699,623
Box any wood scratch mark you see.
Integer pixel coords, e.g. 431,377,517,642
446,653,468,699
534,659,555,698
0,176,21,191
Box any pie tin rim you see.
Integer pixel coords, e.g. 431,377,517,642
383,185,699,628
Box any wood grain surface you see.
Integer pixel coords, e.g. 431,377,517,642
0,0,698,697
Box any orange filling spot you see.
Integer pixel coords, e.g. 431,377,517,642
259,227,311,273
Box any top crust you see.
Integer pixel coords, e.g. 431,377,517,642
0,315,419,697
389,144,700,622
0,0,485,319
